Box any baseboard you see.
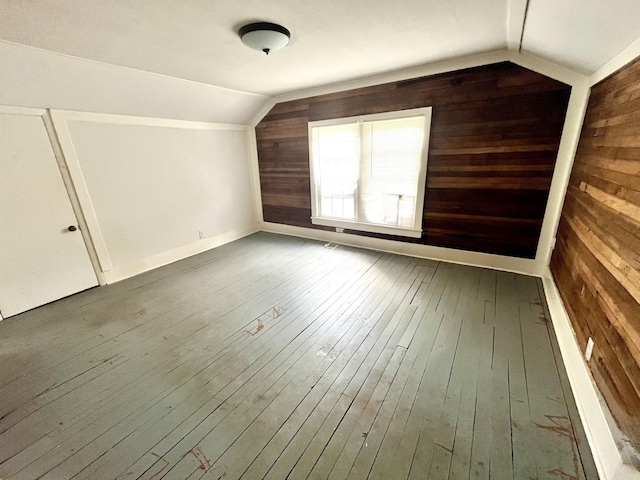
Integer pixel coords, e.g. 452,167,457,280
541,268,640,480
103,224,260,284
260,222,541,276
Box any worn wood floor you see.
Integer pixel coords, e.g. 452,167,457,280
0,232,598,480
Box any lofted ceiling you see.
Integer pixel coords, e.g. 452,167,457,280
0,0,639,97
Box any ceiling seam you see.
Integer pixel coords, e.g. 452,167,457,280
518,0,531,52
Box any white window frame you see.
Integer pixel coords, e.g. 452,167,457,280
308,107,432,238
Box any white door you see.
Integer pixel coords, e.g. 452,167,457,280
0,112,98,318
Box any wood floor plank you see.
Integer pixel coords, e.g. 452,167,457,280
1,242,345,472
142,258,423,480
0,233,599,480
53,248,380,480
129,253,404,478
78,253,394,480
8,244,360,479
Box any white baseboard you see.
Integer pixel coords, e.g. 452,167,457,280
103,224,259,284
261,222,540,276
541,268,640,480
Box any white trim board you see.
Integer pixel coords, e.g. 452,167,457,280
271,50,585,107
103,224,259,284
246,129,265,224
590,35,640,86
42,111,107,285
534,78,591,270
0,105,46,116
50,109,249,131
261,222,540,276
50,110,114,273
541,269,640,480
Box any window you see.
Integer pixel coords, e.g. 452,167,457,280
309,107,431,238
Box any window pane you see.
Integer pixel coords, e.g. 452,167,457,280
313,124,359,220
359,116,424,227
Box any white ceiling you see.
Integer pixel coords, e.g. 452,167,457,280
0,0,639,96
522,0,640,74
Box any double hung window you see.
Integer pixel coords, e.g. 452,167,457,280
309,107,431,238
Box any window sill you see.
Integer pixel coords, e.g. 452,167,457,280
311,217,422,239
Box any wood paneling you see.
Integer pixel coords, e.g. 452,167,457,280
256,62,571,258
551,56,640,451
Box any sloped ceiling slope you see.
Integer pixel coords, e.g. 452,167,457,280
522,0,640,74
0,0,639,98
0,0,506,96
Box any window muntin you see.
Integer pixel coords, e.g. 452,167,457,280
309,107,431,238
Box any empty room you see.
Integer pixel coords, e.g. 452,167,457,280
0,1,639,479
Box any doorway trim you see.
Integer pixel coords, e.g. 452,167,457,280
0,105,106,285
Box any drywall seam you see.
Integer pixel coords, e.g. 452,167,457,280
506,0,529,51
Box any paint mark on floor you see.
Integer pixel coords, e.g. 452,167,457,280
149,452,170,479
534,415,573,439
547,468,578,480
190,446,211,470
245,319,264,336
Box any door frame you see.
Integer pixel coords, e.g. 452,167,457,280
0,105,106,294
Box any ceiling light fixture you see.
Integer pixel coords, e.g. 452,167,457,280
238,22,290,55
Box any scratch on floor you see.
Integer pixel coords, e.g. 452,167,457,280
272,306,284,318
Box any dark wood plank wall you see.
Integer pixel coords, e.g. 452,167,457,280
256,62,571,258
551,57,640,450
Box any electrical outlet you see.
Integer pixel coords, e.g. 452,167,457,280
336,227,344,233
585,337,594,361
199,231,205,239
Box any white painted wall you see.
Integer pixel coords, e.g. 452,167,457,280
52,111,258,283
0,41,268,124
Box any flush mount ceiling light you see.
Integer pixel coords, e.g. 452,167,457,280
239,22,290,55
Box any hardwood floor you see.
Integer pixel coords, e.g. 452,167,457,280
0,232,598,479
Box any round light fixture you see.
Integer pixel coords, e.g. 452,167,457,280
239,22,290,55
